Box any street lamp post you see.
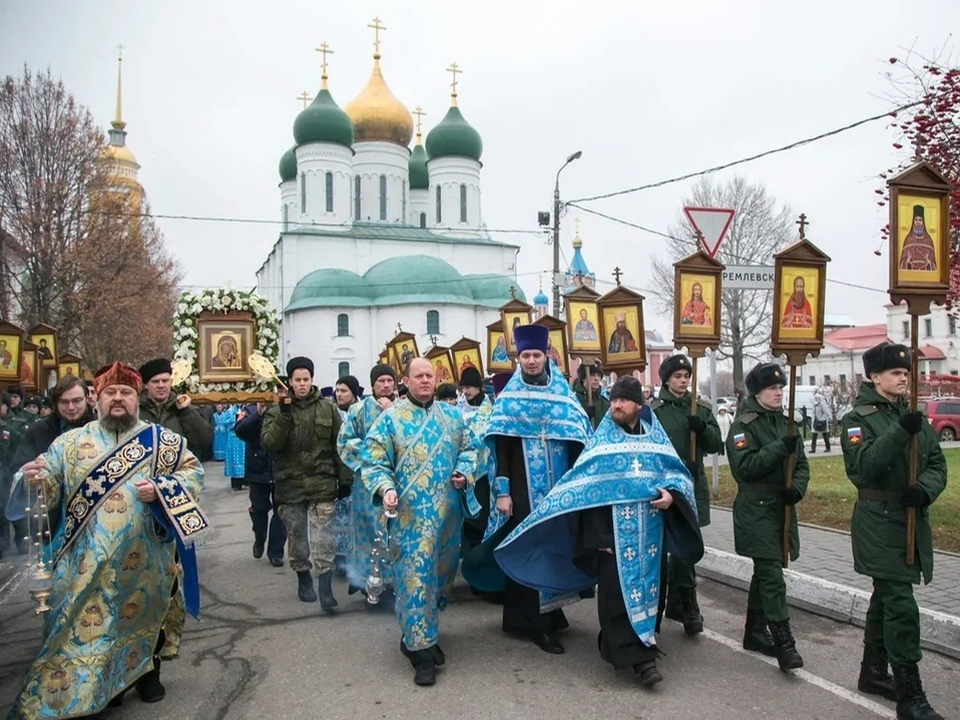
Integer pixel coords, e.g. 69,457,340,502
552,151,582,317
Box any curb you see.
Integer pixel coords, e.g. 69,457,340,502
699,547,960,661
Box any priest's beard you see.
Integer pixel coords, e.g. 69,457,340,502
100,412,138,434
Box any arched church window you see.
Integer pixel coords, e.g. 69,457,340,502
325,172,334,213
426,310,440,335
337,313,349,337
419,212,427,229
300,172,306,214
354,176,361,219
460,184,467,223
379,175,387,221
338,361,350,378
436,186,442,225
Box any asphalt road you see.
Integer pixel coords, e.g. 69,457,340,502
1,466,958,720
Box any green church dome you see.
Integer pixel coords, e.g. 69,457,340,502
366,255,474,305
292,89,355,148
279,146,297,182
425,105,482,162
408,143,429,190
285,268,373,311
464,274,526,306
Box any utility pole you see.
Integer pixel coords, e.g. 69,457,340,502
551,151,582,317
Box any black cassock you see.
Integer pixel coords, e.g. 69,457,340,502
494,435,583,636
573,467,703,669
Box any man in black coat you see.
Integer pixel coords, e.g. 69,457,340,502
235,400,287,566
12,375,94,477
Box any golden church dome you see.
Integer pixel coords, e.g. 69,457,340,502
344,55,414,146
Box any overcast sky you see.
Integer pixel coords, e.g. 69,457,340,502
2,0,958,340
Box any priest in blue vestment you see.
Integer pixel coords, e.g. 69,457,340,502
496,376,703,686
482,324,592,655
361,358,478,686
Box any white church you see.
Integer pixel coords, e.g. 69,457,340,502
256,29,523,383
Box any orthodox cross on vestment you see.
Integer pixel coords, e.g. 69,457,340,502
796,213,808,240
297,91,311,109
368,16,386,56
413,106,426,136
631,458,642,474
612,267,623,287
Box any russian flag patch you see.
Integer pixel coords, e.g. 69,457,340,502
847,426,862,445
733,432,747,450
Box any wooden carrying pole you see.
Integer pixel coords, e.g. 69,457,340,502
907,314,919,565
688,357,700,463
782,368,798,568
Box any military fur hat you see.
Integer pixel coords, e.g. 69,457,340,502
286,356,315,378
863,342,910,377
745,362,786,395
658,354,692,384
138,358,172,383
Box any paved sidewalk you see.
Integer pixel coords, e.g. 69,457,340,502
702,507,960,616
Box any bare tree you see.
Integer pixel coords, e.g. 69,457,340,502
0,66,180,366
651,176,794,390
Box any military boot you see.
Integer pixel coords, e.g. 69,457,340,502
742,609,777,657
664,583,682,621
892,664,943,720
135,658,166,703
634,660,663,687
857,644,896,701
678,587,703,635
768,619,804,672
317,571,338,611
296,571,317,602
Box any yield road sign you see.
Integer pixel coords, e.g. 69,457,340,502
684,207,735,258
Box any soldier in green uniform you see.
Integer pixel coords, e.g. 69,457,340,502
726,362,806,672
840,342,945,720
650,354,722,635
572,362,609,431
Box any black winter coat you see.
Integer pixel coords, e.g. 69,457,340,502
234,404,274,485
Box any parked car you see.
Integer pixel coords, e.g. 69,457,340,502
917,397,960,442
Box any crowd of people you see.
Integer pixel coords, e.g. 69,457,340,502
0,329,947,720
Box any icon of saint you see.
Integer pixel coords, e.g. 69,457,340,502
781,276,814,329
608,313,638,354
460,355,476,374
0,340,12,369
492,336,509,363
37,339,52,360
546,336,563,366
680,282,712,326
212,334,241,368
400,344,414,367
435,359,451,383
899,204,937,272
573,308,598,342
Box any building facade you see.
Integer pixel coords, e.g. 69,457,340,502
257,33,521,381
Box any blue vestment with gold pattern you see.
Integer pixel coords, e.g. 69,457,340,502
495,409,702,647
337,396,387,589
361,399,477,651
7,420,205,720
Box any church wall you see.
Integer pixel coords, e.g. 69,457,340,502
279,180,297,233
281,303,504,384
427,157,483,236
408,189,430,227
295,143,353,229
352,142,410,224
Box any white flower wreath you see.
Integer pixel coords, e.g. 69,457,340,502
172,289,280,394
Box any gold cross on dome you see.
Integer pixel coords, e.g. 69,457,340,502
368,16,386,56
612,267,623,286
446,62,462,96
316,42,333,78
297,91,311,109
413,106,426,136
796,213,809,240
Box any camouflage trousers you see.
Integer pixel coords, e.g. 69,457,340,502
277,501,336,575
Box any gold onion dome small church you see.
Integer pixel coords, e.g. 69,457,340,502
257,19,522,380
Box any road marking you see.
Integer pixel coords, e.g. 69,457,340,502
702,629,896,718
0,566,28,604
